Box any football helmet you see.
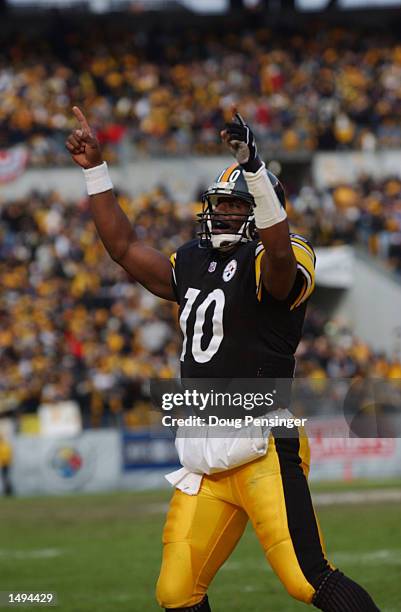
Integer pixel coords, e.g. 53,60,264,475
199,163,286,249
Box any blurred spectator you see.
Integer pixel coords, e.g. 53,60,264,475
0,434,13,496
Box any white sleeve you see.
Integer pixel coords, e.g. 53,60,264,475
243,163,287,229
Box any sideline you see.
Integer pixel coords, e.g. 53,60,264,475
141,487,401,515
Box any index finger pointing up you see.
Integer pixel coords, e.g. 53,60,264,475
72,106,92,135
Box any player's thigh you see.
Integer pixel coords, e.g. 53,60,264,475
237,434,332,603
156,487,248,608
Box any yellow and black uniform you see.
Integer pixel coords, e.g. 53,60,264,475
156,235,335,610
157,435,333,609
170,234,315,378
0,437,13,496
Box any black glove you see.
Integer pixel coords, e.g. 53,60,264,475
224,113,262,173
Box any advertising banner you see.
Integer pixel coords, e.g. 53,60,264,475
122,429,179,471
308,418,400,481
12,430,121,495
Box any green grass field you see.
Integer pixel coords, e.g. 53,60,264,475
0,481,400,612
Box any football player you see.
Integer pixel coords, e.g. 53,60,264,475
65,106,380,611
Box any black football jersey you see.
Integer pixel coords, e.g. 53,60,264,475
170,235,315,379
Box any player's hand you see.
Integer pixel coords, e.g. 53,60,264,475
221,107,262,173
65,106,103,169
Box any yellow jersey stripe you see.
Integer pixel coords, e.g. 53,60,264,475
255,241,264,257
291,262,314,309
290,277,308,310
255,248,265,301
255,240,315,306
292,243,315,278
291,238,315,261
291,241,315,267
170,252,177,286
291,236,315,261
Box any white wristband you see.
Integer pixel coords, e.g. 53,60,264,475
243,163,287,229
82,161,113,196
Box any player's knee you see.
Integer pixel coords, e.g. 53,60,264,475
156,580,188,608
156,575,199,609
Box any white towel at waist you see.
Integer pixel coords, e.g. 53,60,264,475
165,409,293,495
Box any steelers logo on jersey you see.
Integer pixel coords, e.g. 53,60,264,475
223,259,237,282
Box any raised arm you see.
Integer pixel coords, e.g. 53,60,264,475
221,109,297,300
65,107,175,301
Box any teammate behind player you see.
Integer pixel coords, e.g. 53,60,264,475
65,106,380,612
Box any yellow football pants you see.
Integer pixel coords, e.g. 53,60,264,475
156,433,333,609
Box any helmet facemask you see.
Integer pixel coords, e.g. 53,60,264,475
198,165,286,250
198,181,257,250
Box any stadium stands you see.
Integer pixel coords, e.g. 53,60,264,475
1,22,400,165
289,176,401,274
1,181,401,426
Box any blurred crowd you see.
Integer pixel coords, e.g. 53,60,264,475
296,306,401,380
289,175,401,274
0,187,192,427
1,22,400,165
1,176,401,428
